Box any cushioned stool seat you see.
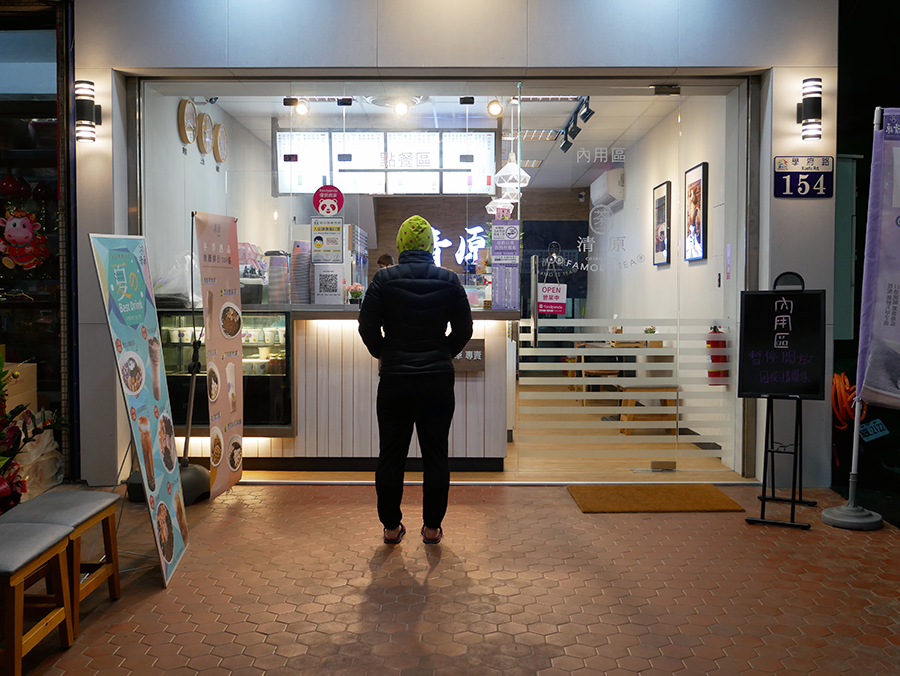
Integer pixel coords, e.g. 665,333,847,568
0,491,122,636
0,523,74,676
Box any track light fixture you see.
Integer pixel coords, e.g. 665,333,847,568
579,96,595,123
283,97,310,115
558,96,594,154
337,97,353,106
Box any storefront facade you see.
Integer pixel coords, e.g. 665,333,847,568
72,1,839,487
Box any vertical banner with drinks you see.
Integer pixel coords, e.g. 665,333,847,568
90,235,189,587
195,212,244,498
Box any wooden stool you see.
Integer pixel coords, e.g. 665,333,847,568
0,492,121,636
0,523,74,676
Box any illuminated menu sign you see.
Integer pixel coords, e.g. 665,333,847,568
274,129,497,196
331,132,386,195
442,132,495,195
276,132,330,194
387,132,440,194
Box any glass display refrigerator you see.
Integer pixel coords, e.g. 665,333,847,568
158,310,292,436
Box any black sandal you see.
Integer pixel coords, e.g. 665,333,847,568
421,526,443,544
383,523,406,544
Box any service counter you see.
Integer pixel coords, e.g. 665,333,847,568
173,305,518,470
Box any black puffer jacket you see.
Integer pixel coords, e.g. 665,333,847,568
358,249,473,376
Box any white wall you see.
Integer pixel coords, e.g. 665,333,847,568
73,1,837,72
759,67,838,488
586,94,735,322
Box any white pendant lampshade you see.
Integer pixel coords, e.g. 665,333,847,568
500,186,521,203
485,198,515,216
494,153,531,189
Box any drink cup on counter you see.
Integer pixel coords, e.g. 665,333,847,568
226,362,236,413
138,416,156,492
264,327,277,344
147,336,162,400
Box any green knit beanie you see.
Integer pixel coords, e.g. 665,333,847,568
396,215,434,253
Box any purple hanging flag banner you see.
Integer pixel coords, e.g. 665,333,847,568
857,108,900,409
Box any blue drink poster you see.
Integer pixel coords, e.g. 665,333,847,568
90,235,188,586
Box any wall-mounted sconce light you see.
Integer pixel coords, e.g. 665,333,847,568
487,99,503,117
797,78,822,141
75,80,101,142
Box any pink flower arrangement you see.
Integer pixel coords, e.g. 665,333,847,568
348,283,365,299
0,353,62,514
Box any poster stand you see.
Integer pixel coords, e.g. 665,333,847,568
745,397,814,529
179,211,211,505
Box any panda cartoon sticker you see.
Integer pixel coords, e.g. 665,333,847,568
317,198,339,215
313,185,344,216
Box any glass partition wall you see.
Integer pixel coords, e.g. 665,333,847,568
516,82,746,475
139,78,747,475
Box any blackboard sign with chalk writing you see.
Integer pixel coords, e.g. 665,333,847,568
738,290,826,400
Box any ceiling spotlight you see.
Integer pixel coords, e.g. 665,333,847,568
459,96,475,105
487,99,504,117
568,121,581,139
394,101,409,116
294,99,310,115
560,134,573,153
579,97,595,123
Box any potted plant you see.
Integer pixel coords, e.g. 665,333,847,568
0,354,63,514
348,282,364,304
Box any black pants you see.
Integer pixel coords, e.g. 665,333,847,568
376,372,455,530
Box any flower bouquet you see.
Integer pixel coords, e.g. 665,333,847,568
0,354,63,514
348,282,365,304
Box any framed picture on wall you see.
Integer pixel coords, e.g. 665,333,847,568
652,181,671,266
684,162,708,261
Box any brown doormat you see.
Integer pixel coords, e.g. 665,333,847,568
567,483,745,513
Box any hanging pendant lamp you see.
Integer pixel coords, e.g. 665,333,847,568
493,153,531,189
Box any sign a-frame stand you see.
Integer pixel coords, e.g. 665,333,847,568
738,273,825,529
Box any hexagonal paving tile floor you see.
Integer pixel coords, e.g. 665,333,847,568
17,484,900,675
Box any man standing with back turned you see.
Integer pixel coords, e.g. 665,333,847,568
358,215,473,545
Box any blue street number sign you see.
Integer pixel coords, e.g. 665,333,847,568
774,156,834,199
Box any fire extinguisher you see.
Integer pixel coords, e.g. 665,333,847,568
707,326,728,384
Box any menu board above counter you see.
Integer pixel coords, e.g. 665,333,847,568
275,131,330,194
274,128,497,196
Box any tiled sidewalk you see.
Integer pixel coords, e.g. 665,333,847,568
20,484,900,675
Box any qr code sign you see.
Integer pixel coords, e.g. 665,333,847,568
318,272,339,294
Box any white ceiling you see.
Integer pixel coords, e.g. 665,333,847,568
148,81,690,189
